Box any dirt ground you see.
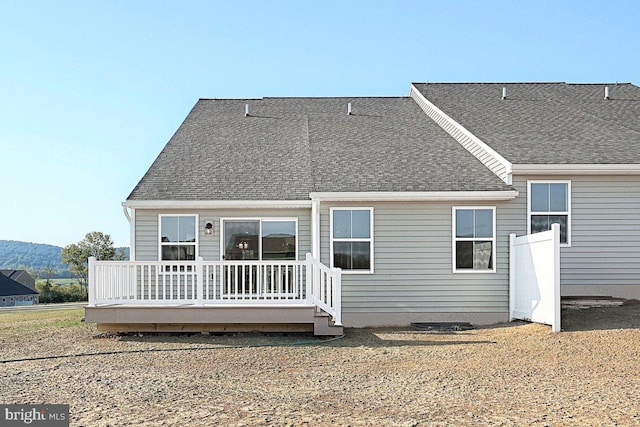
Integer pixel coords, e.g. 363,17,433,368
0,303,639,426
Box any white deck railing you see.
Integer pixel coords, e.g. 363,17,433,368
88,253,342,325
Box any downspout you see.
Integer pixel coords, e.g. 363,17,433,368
506,165,513,185
122,204,135,261
311,198,320,260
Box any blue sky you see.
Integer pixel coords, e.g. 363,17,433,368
1,0,639,248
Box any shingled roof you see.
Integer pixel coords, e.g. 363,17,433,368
413,82,640,164
0,270,36,291
0,274,38,297
128,96,513,201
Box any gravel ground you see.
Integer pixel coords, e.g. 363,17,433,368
0,304,639,426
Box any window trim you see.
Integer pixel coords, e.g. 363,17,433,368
219,217,299,261
527,180,572,247
329,207,374,274
452,206,497,274
158,214,199,261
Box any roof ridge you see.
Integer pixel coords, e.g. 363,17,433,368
413,82,567,85
198,96,411,101
413,82,635,86
565,82,632,86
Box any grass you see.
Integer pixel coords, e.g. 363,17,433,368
0,308,86,337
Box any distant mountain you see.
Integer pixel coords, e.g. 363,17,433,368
0,240,129,278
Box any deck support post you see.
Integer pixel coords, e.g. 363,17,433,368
196,256,204,306
88,256,96,307
331,267,342,326
508,233,516,321
551,223,561,333
305,253,313,303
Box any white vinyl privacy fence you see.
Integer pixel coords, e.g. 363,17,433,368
509,223,561,332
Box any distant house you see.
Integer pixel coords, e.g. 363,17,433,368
0,272,39,306
85,82,640,335
0,270,37,292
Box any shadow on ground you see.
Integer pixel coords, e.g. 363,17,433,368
108,326,497,348
95,301,640,347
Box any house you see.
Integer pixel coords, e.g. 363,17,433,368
0,269,37,292
0,273,39,306
85,82,640,335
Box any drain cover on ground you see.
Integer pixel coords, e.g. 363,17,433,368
410,322,474,331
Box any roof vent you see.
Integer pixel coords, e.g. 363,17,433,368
604,86,610,100
347,102,352,115
245,104,250,116
502,87,507,100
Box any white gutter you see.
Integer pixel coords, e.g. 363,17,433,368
122,200,313,209
122,205,131,222
512,164,640,175
129,208,136,261
309,191,519,202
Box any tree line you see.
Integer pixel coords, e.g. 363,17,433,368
36,232,127,303
0,240,73,277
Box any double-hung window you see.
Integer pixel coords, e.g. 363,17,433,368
453,207,496,273
528,181,571,245
330,208,373,273
159,215,197,260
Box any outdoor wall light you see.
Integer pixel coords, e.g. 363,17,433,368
204,221,214,235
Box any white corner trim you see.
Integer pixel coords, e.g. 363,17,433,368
410,84,513,184
512,164,640,175
309,191,519,202
122,200,313,209
311,198,320,259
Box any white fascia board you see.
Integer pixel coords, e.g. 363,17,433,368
409,84,513,179
309,191,519,202
512,164,640,175
122,200,313,209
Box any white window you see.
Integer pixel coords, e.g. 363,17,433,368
528,181,571,246
221,218,298,261
330,208,374,273
453,207,496,273
159,215,198,260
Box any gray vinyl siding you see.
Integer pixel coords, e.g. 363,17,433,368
320,201,513,315
510,175,640,289
134,208,311,262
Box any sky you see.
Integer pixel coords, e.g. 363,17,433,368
1,0,639,248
